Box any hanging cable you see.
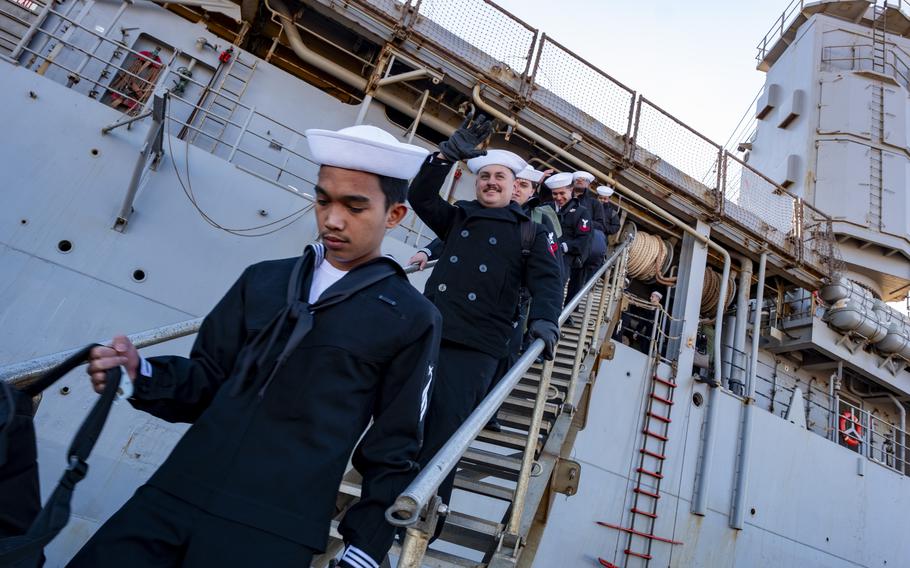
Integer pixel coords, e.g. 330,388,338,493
164,102,313,237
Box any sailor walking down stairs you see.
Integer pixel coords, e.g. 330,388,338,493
406,164,563,433
545,172,593,310
362,116,563,553
68,125,442,568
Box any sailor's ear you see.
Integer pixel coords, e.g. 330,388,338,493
385,202,408,228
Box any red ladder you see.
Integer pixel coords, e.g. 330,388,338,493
597,372,682,567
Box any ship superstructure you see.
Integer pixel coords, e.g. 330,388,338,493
1,0,909,567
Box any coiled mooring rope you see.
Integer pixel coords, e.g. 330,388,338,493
701,268,736,316
626,230,676,285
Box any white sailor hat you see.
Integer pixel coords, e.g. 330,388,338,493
651,291,664,300
596,185,615,197
573,171,595,182
466,149,527,175
543,172,574,189
305,125,430,180
517,165,545,183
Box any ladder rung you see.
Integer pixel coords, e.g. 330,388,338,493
634,487,660,499
596,521,684,545
643,429,669,442
597,559,620,568
640,448,665,460
462,447,521,469
476,428,540,452
650,393,674,405
631,507,658,519
653,376,677,388
636,467,663,479
453,476,515,501
647,411,671,424
624,549,652,560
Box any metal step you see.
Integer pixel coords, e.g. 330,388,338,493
459,447,522,480
476,427,541,451
495,409,553,434
389,542,481,568
454,476,515,501
438,510,501,551
501,395,559,417
510,381,563,402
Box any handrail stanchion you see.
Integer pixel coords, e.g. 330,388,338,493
506,357,555,537
565,289,596,412
590,262,612,351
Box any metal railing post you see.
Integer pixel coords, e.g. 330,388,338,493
565,290,596,411
67,0,129,85
590,264,612,350
506,357,555,536
396,528,431,568
228,105,256,162
8,0,54,61
396,496,443,568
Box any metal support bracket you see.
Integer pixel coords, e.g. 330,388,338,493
551,458,581,496
113,93,166,232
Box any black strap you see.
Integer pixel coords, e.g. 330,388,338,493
0,345,121,566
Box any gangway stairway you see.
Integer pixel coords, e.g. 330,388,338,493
0,0,48,59
316,249,630,568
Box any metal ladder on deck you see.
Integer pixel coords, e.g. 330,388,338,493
869,1,887,230
598,305,682,568
192,50,257,153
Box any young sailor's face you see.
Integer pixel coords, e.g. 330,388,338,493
598,195,611,204
512,179,534,206
551,186,571,208
315,166,407,270
475,165,516,208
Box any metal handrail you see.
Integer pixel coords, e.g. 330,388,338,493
385,238,630,527
755,0,804,63
1,260,437,387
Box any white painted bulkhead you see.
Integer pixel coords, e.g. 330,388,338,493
531,341,910,568
747,10,910,298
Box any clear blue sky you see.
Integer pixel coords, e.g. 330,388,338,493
495,0,790,144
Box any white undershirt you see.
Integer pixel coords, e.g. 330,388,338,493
308,259,348,303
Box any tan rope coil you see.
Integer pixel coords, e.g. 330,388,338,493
700,268,735,315
627,230,675,284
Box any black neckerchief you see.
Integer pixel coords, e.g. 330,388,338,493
230,245,400,397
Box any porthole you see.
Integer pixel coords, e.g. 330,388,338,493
692,392,704,407
132,269,147,282
57,240,73,253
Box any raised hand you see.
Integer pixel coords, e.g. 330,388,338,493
438,114,494,162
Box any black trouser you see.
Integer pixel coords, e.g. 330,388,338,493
340,343,499,558
487,297,530,398
564,259,586,307
66,485,315,568
418,342,499,533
